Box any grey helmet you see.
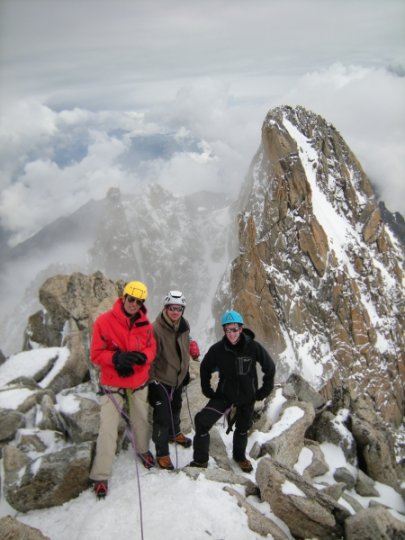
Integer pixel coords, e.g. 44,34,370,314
163,290,186,308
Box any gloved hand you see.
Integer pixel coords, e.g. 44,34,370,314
255,387,268,401
182,370,191,387
202,387,216,399
112,351,142,377
130,352,147,365
189,340,200,360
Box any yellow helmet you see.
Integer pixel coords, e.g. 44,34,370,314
123,281,148,300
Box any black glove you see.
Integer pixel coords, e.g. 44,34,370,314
255,387,268,401
182,370,191,387
130,352,147,365
202,387,216,399
113,351,136,377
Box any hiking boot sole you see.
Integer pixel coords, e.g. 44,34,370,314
189,460,208,468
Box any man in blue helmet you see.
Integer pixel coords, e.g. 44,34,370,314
189,310,275,472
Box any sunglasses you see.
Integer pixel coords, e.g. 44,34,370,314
224,327,241,334
126,296,144,306
167,305,184,313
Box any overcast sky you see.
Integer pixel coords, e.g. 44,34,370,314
0,0,404,244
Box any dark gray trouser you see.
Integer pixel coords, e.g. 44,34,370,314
149,381,183,457
192,397,254,463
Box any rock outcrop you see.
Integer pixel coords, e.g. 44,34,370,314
0,271,404,540
220,105,404,427
256,458,350,540
0,516,51,540
344,506,405,539
3,441,93,512
23,271,121,391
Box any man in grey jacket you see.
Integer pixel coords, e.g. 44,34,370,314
149,290,200,470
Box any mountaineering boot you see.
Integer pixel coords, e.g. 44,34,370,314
234,458,253,473
157,455,174,470
188,460,208,468
138,451,156,469
93,480,108,499
169,432,192,448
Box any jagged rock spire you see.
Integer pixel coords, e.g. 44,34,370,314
226,105,404,424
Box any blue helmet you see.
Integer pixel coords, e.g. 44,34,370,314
221,310,244,326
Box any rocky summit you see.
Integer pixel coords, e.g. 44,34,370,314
217,105,404,426
0,105,404,539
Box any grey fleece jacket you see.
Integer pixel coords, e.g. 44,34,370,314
150,311,191,387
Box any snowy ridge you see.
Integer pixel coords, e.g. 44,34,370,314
281,115,399,357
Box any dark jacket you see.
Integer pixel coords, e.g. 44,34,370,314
200,328,275,405
150,311,191,388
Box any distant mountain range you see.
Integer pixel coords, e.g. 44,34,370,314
0,185,234,355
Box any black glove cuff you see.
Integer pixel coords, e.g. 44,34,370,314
112,350,121,366
115,364,134,377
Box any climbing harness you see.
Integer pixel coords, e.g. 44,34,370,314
203,404,234,431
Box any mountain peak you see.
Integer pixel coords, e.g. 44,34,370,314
226,105,404,425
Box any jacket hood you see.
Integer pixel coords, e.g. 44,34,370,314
242,327,255,340
156,310,190,334
221,327,255,351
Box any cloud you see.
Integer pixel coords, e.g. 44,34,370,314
1,0,403,109
0,0,404,243
1,60,405,246
0,90,254,243
0,118,133,243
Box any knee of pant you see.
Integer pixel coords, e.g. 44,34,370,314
235,433,248,440
195,411,212,431
154,404,171,426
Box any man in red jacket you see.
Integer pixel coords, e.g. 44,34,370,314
89,280,157,498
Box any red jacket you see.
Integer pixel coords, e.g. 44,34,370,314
90,298,156,389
